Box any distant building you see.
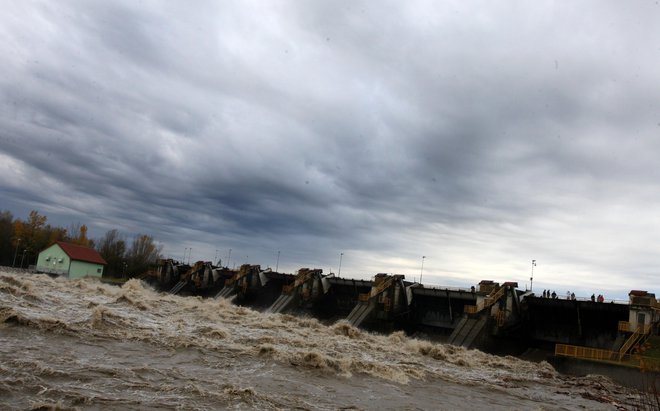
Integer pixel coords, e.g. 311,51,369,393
36,241,107,279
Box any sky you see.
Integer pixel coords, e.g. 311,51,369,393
1,1,659,299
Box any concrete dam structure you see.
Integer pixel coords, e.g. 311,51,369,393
150,259,660,372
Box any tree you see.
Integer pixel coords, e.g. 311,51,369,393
96,229,127,277
125,234,162,277
13,210,49,266
68,223,91,247
0,210,14,266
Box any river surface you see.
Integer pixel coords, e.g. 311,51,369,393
0,270,644,410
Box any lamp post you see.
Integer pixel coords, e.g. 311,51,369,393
20,249,27,269
183,248,188,263
12,238,20,268
420,256,426,284
227,248,232,268
276,250,280,272
214,249,219,265
338,252,344,276
188,248,192,264
530,259,536,291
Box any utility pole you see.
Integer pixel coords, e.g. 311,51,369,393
227,248,232,268
420,256,426,284
530,259,536,291
276,250,280,272
338,252,344,276
12,238,21,267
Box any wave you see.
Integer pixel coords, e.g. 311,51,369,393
0,270,641,410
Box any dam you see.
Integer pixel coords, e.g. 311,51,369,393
147,258,660,375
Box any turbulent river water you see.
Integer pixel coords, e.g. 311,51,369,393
0,270,647,410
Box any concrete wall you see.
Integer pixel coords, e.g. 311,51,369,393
36,244,70,275
69,260,103,279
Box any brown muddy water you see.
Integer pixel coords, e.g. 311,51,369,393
0,271,644,410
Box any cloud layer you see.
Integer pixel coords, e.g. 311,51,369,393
2,1,660,298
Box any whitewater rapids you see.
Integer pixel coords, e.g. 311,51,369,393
0,270,643,410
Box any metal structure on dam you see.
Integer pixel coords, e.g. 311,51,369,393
150,258,660,372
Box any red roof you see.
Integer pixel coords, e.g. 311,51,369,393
56,242,107,265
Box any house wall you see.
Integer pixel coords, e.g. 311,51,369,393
36,244,70,276
69,260,104,279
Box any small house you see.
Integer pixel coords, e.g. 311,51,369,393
36,241,107,279
627,290,658,333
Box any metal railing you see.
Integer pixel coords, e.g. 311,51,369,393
618,321,652,334
495,310,506,326
464,305,479,314
358,276,396,302
619,326,643,359
464,285,507,314
555,343,660,372
556,343,618,361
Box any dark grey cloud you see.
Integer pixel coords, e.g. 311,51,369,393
1,1,660,298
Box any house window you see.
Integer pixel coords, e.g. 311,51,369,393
97,268,102,273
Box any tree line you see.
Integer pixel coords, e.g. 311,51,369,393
0,210,162,278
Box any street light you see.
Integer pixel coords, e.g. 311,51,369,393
20,249,27,269
338,252,344,276
227,248,232,268
214,249,219,265
12,238,21,268
183,248,188,263
276,250,280,272
188,248,193,264
530,259,537,291
420,256,426,284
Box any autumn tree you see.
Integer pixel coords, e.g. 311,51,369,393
66,223,94,248
13,210,49,266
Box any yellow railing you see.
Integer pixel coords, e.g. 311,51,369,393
555,343,660,372
369,277,394,299
358,276,396,303
484,286,506,308
556,344,618,361
282,269,316,295
463,286,507,315
618,321,652,334
619,326,644,359
382,296,391,312
495,310,506,327
464,304,479,314
619,321,631,332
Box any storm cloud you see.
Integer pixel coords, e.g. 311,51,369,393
1,1,660,297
